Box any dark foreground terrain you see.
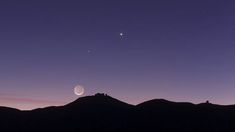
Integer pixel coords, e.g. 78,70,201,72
1,93,235,132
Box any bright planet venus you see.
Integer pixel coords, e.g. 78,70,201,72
74,85,85,96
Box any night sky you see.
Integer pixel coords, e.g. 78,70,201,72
0,0,234,110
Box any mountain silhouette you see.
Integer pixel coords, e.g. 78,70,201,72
1,93,235,132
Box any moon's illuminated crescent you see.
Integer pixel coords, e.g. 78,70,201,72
74,85,85,96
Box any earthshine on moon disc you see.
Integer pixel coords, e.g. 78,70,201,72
74,85,85,96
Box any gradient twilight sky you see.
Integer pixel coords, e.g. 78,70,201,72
0,0,235,110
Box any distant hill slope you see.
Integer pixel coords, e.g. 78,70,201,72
1,93,235,132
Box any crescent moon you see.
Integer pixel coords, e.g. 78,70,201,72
74,85,85,96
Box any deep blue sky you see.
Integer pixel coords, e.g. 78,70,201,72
0,0,234,110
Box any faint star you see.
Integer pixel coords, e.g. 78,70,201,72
120,33,124,36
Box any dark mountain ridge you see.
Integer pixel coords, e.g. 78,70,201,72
1,93,235,132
